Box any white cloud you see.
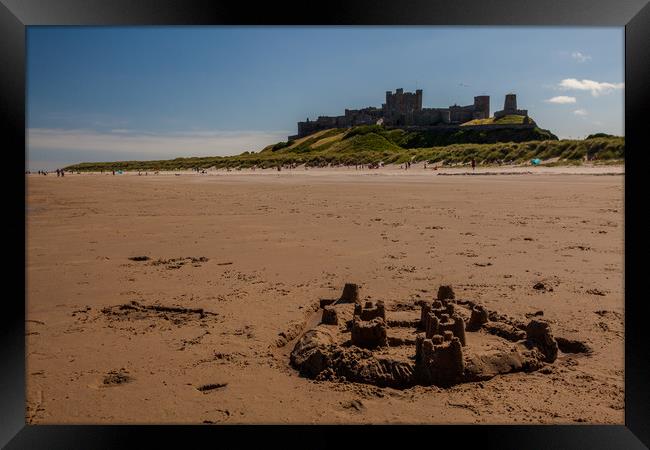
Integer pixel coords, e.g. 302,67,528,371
571,51,592,63
558,78,624,97
545,96,577,104
573,109,588,116
27,128,290,159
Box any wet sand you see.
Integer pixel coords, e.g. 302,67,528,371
26,166,624,424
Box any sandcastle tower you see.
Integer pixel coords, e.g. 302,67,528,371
467,304,489,331
338,283,359,304
415,333,464,386
526,319,558,363
420,298,466,346
351,300,387,349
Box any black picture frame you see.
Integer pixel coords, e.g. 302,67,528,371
3,0,649,448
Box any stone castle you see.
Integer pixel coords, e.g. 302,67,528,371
290,88,528,139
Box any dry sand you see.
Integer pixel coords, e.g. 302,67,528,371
26,165,624,424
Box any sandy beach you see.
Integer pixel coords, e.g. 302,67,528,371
26,165,624,424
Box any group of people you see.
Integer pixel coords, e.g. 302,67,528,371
33,169,65,176
355,162,382,170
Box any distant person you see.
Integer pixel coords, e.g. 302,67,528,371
112,170,115,175
56,169,60,177
61,170,64,177
471,158,476,171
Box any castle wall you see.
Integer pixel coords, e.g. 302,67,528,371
494,108,528,119
449,104,475,123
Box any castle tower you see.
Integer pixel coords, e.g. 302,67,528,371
504,93,517,112
416,89,423,111
473,95,490,119
493,92,527,119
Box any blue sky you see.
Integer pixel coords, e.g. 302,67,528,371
27,26,624,170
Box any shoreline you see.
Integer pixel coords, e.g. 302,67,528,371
36,163,625,178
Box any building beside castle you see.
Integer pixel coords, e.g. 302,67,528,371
290,89,527,140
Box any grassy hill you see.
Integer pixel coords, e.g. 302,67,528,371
64,122,624,172
460,114,532,126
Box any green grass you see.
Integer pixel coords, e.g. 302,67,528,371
64,125,624,172
461,115,532,126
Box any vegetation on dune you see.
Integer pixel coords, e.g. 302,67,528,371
585,133,618,140
64,124,624,172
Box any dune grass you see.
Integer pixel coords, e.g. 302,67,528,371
64,125,624,172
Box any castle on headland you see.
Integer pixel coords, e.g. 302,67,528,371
290,89,528,140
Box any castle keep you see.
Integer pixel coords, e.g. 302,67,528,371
291,89,527,139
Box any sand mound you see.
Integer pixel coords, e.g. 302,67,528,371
290,283,578,388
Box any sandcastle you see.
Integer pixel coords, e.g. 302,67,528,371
291,283,571,388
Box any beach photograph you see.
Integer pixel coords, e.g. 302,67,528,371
25,26,624,424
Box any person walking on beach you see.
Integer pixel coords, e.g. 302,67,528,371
471,158,476,171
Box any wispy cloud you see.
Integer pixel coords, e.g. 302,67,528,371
573,109,588,116
27,128,290,160
558,78,624,97
545,96,577,104
571,51,592,63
